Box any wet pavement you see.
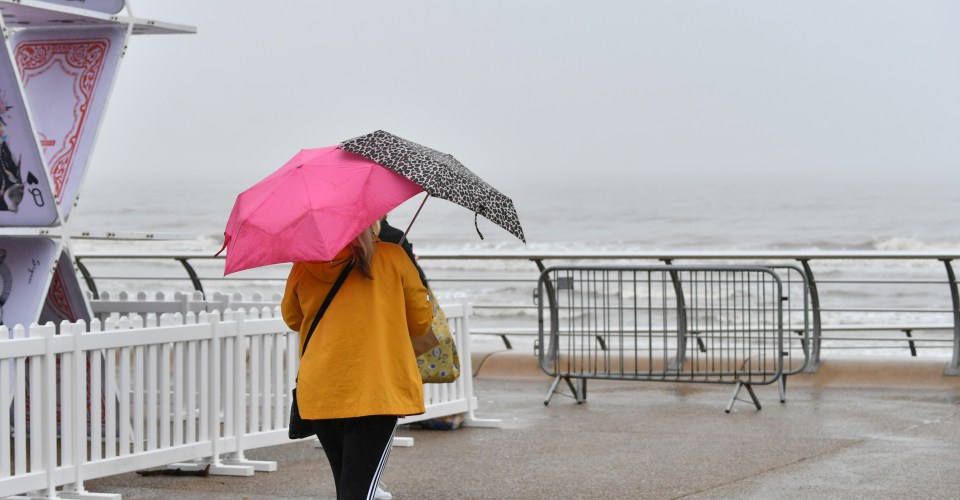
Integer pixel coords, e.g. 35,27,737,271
84,352,960,499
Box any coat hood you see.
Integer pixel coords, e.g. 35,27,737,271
298,235,383,282
299,246,355,283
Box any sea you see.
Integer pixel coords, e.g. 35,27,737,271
69,172,960,358
72,172,960,251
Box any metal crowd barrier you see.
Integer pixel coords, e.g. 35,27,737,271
537,265,804,412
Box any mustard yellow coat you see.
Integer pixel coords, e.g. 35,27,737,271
281,242,433,419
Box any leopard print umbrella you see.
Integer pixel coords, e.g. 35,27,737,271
340,130,526,242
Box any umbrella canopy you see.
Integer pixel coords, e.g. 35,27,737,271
340,130,525,242
218,146,424,275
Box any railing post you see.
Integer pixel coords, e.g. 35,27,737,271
941,259,960,375
798,259,822,372
662,260,688,371
75,258,100,300
533,259,560,365
178,258,205,296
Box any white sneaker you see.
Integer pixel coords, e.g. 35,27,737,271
375,484,393,500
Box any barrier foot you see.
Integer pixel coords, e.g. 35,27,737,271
206,464,256,477
464,413,504,428
725,381,761,413
568,377,586,403
58,492,121,500
167,460,255,477
464,397,504,428
222,458,278,472
392,437,415,447
463,417,504,428
779,375,787,403
544,375,563,405
544,376,587,405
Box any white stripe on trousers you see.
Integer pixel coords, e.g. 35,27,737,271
366,424,397,500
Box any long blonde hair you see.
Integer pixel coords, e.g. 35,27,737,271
348,221,380,279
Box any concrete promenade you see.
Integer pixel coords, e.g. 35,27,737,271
85,351,960,499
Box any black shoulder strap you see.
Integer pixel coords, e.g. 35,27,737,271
300,261,354,357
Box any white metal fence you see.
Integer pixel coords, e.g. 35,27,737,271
2,302,487,499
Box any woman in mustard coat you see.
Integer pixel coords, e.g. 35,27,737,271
282,222,435,500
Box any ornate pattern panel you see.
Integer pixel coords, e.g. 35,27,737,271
13,28,125,222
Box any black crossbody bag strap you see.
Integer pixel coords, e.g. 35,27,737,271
299,261,354,358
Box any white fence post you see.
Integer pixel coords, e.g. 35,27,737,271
1,327,9,486
41,322,58,498
221,309,278,472
13,325,27,480
457,304,501,428
206,311,236,474
68,320,85,495
233,309,248,458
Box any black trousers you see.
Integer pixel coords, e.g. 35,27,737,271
311,415,398,500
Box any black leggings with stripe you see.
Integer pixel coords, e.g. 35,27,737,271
311,415,398,500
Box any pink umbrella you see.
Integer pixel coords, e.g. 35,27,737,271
217,146,424,275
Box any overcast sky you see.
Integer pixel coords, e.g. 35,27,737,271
87,0,960,196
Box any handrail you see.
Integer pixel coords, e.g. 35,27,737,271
73,249,960,375
73,250,960,260
943,259,960,375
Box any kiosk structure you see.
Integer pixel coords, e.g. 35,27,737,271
0,0,194,331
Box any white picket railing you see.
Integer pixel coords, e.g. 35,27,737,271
89,290,284,321
1,302,490,499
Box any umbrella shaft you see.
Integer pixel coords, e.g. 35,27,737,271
400,193,430,246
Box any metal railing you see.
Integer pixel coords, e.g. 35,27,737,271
72,250,960,375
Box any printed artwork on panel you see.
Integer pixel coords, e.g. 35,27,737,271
39,250,90,325
13,28,124,221
0,94,23,213
0,32,58,226
0,237,58,330
16,37,109,198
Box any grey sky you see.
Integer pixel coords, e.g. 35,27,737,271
89,1,960,195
